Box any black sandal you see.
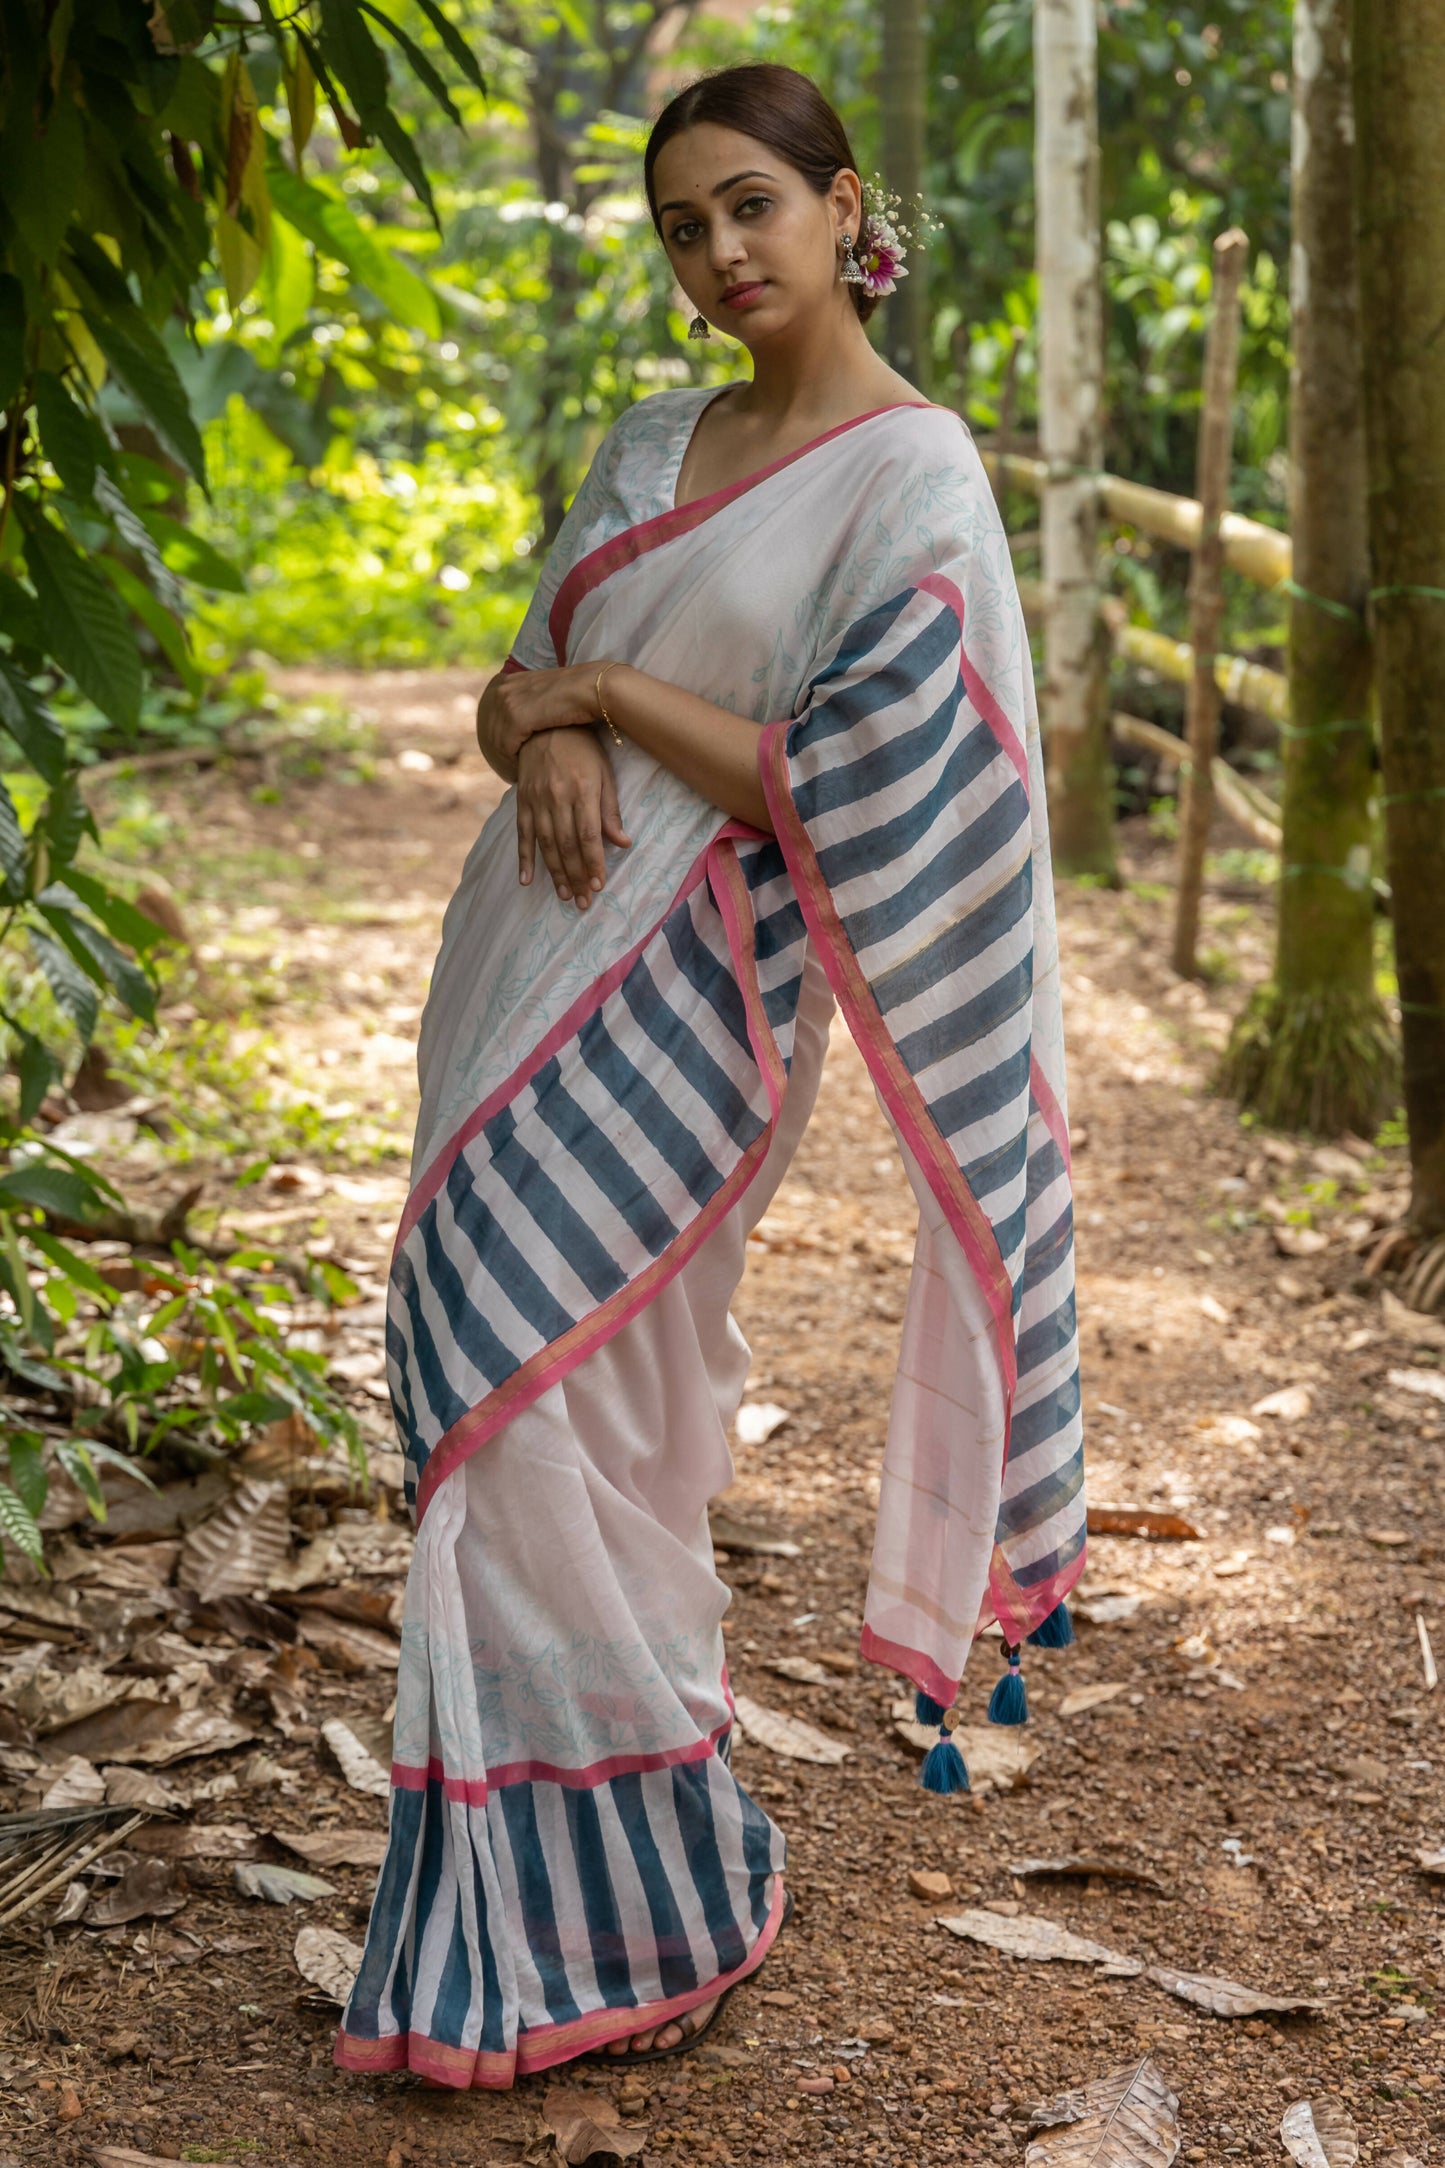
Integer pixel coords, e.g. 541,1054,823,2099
584,1887,794,2069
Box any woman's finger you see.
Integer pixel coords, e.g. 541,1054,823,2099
551,800,592,909
534,821,571,902
599,762,631,851
574,790,607,896
516,797,535,886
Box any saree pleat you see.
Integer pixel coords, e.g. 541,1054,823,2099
338,389,1085,2086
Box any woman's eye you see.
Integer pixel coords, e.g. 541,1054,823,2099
668,220,702,245
737,194,772,218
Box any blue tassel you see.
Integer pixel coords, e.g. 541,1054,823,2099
915,1691,948,1727
1026,1600,1075,1649
987,1647,1028,1726
919,1735,970,1794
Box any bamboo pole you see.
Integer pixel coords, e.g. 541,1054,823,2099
1116,625,1288,723
978,449,1292,589
1172,228,1251,979
1111,712,1281,850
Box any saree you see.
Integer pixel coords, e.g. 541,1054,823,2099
334,387,1085,2089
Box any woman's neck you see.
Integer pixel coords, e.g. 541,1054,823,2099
729,305,918,429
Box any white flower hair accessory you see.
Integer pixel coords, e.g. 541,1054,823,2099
844,177,931,298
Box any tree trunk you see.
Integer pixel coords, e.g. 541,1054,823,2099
1220,0,1393,1135
1354,0,1445,1274
1172,229,1249,981
1033,0,1114,880
878,0,930,391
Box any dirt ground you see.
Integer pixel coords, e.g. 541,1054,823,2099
1,667,1442,2168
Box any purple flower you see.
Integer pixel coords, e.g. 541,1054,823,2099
858,216,908,297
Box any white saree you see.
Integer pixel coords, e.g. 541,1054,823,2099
335,387,1085,2089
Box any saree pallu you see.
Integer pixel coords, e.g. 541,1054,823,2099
335,389,1085,2089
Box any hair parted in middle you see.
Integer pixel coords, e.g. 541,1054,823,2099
643,63,882,325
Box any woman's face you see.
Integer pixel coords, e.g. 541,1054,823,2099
651,122,861,347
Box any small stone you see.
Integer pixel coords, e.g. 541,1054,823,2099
817,1650,858,1676
857,2018,896,2044
907,1869,954,1901
57,2085,82,2121
760,1989,799,2007
796,2076,834,2095
983,1898,1022,1916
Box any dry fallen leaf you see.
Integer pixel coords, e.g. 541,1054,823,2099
108,1707,254,1769
1009,1857,1166,1894
766,1656,832,1685
1417,1614,1438,1692
1381,1292,1445,1350
542,2083,650,2163
1414,1848,1445,1875
267,1532,348,1594
87,1858,189,1926
294,1923,365,2005
1025,2057,1180,2167
1059,1682,1129,1718
1251,1384,1313,1422
133,1824,261,1862
1073,1594,1143,1625
274,1827,388,1869
1145,1963,1324,2018
937,1908,1139,1971
11,1665,134,1736
732,1401,791,1447
731,1693,850,1765
321,1716,392,1798
1279,2098,1359,2168
234,1860,337,1905
1271,1225,1329,1259
708,1514,801,1559
292,1610,400,1673
179,1478,291,1601
39,1754,106,1809
1086,1507,1202,1541
1388,1367,1445,1406
102,1767,181,1811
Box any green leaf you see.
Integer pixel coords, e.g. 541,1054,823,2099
15,1032,56,1125
96,557,201,696
39,903,157,1024
64,237,206,486
0,88,82,266
15,503,143,731
410,0,486,93
26,924,99,1041
92,472,186,617
60,867,174,954
0,657,69,784
27,1227,116,1302
0,574,43,654
60,1436,156,1490
0,1480,45,1564
36,774,92,874
214,1388,296,1425
0,1213,37,1340
53,1438,105,1520
357,2,462,125
33,372,113,503
369,105,438,224
267,173,441,335
0,1158,103,1220
0,275,25,411
135,510,246,594
259,214,315,348
550,0,599,52
318,0,391,128
5,1433,47,1520
0,778,26,896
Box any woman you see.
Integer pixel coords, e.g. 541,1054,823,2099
335,62,1084,2091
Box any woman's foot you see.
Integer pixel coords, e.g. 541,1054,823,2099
605,1994,719,2057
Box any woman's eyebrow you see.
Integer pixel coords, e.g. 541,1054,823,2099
657,170,775,216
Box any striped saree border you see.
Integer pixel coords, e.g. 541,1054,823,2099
757,716,1018,1395
391,1694,737,1804
333,1871,789,2089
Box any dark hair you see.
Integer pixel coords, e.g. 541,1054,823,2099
644,64,880,324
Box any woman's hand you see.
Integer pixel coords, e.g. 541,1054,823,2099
516,729,631,908
477,662,610,781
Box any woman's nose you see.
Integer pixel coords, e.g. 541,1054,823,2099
707,222,748,273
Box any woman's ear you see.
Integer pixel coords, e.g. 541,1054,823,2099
830,167,864,245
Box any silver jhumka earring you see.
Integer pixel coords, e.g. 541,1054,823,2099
839,231,866,285
688,312,710,339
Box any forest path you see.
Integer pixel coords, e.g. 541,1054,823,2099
3,669,1441,2168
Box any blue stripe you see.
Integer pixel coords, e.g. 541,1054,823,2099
809,714,1002,885
446,1150,577,1346
870,857,1032,1018
1017,1289,1077,1374
838,783,1030,956
931,1041,1031,1143
533,1045,680,1257
346,1782,424,2035
497,1785,582,2025
671,1761,748,1975
609,1771,699,2000
561,1786,637,2010
963,1128,1028,1204
398,1226,494,1425
997,1442,1085,1541
662,897,754,1060
1010,1511,1086,1588
893,953,1033,1078
1021,1205,1074,1297
1007,1365,1082,1460
793,676,962,823
618,964,762,1158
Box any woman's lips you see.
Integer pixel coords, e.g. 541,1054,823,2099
719,281,767,310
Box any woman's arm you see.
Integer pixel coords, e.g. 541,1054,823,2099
477,662,774,834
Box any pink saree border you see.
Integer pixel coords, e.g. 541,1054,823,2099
398,824,728,1249
858,1626,958,1708
916,571,1031,794
1028,1052,1072,1178
548,403,942,664
333,1873,788,2090
756,719,1017,1393
390,1695,736,1804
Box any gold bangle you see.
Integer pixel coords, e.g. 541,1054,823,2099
595,662,625,749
